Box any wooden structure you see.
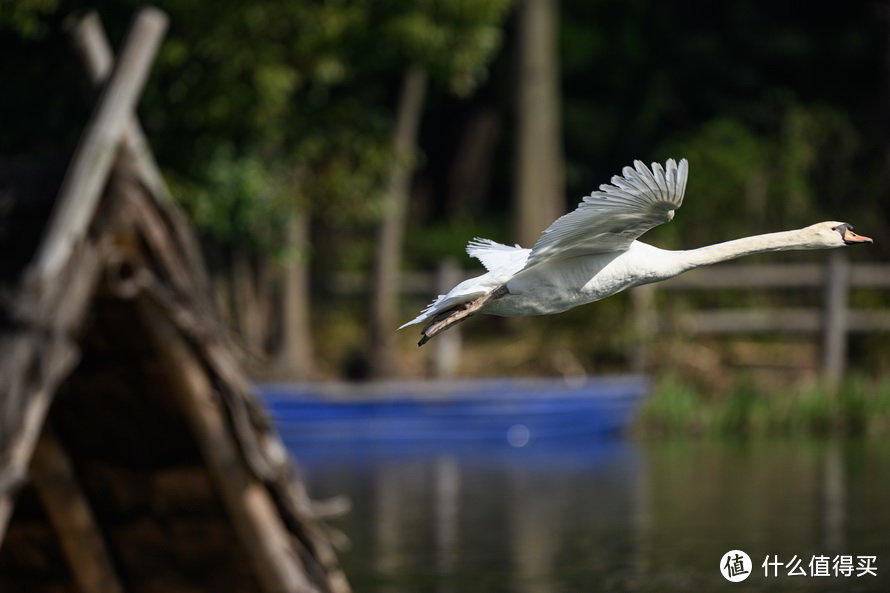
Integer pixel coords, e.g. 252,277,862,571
630,254,890,381
337,256,890,378
0,8,349,593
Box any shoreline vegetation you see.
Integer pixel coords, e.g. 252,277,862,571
637,375,890,437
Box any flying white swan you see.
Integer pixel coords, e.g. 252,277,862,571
402,158,872,346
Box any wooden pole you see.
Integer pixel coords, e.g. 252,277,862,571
631,285,655,372
65,10,214,302
432,258,461,378
33,7,168,279
0,245,101,543
65,10,172,205
32,430,125,593
135,297,321,593
822,250,850,388
514,0,564,247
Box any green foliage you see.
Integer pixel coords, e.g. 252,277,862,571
173,147,289,255
653,118,769,247
141,0,390,227
560,1,884,257
0,0,59,38
139,0,512,252
0,0,512,254
377,0,512,95
639,374,703,430
403,218,507,269
640,375,890,437
652,102,861,250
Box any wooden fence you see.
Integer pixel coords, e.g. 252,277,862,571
334,252,890,380
630,251,890,383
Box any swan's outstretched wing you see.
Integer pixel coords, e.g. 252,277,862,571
521,158,688,270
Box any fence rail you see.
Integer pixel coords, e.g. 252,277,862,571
333,254,890,380
631,252,890,383
648,262,890,289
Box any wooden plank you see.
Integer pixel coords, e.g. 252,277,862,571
33,7,168,279
31,430,124,593
847,310,890,332
135,297,320,593
658,263,825,289
660,308,890,335
664,308,823,334
850,264,890,288
646,263,890,290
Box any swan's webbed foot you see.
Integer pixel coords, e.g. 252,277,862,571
418,285,508,346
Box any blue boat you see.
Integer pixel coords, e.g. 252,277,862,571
258,375,648,447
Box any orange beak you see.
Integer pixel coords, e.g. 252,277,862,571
843,228,873,244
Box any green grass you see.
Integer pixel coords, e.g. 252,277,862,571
638,374,890,437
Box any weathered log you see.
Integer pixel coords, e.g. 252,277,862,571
135,295,322,593
31,430,124,593
34,7,167,279
65,10,171,206
65,10,213,298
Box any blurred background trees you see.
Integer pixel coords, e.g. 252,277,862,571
1,0,887,380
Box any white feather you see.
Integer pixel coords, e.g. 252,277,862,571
520,158,688,270
399,239,530,328
466,238,529,273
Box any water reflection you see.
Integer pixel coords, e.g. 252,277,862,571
287,439,890,593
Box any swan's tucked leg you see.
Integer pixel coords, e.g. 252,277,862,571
418,285,508,346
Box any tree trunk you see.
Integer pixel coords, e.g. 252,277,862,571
448,108,501,220
367,65,428,378
231,249,265,358
268,210,314,380
513,0,564,248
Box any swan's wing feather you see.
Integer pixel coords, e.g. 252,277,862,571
398,272,502,329
399,293,450,329
522,158,688,269
401,238,531,329
466,238,530,273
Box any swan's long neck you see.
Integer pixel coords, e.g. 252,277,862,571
672,229,827,272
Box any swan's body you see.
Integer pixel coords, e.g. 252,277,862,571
402,159,872,345
486,242,671,316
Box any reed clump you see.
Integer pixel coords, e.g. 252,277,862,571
639,374,890,437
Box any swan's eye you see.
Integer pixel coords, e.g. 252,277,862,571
833,223,853,239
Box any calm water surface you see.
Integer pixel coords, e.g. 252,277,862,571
289,438,890,593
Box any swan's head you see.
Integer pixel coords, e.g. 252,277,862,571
803,221,873,248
